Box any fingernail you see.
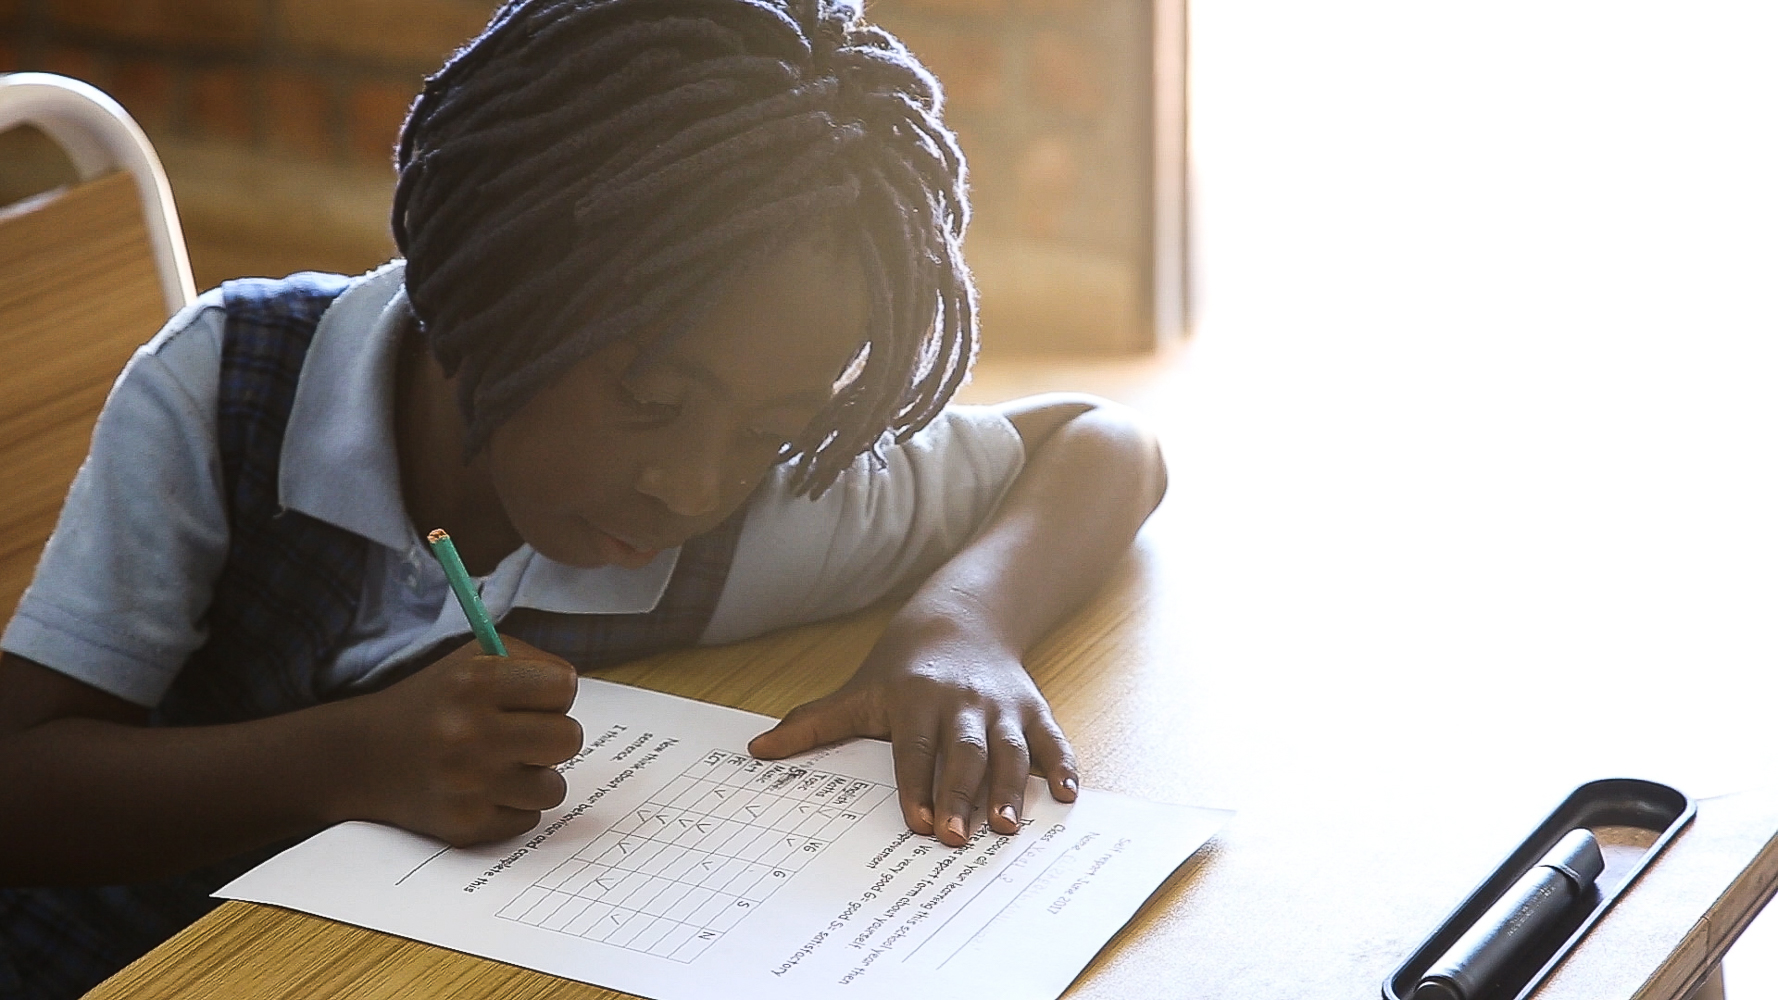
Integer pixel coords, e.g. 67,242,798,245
997,805,1017,825
917,806,933,831
1062,777,1079,796
946,816,966,841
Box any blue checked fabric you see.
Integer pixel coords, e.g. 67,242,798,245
156,272,368,725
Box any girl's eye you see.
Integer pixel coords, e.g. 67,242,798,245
618,382,680,422
747,427,797,452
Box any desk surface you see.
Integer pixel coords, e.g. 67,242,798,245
85,501,1778,998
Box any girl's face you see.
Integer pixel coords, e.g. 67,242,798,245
485,240,868,569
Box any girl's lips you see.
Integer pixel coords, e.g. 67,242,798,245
574,514,665,567
596,527,662,567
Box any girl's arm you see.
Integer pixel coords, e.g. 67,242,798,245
0,638,583,886
0,653,361,884
749,393,1167,846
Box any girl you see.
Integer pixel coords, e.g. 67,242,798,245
0,1,1165,996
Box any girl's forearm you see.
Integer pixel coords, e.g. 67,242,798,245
748,397,1160,838
895,398,1167,654
0,698,369,886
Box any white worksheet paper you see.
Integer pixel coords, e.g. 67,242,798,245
219,678,1229,1000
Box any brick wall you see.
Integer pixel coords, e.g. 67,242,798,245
0,0,484,166
871,0,1162,350
0,0,488,286
2,0,1173,351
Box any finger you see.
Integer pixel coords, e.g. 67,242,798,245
985,721,1031,834
488,655,579,713
476,805,544,845
891,725,941,837
931,713,990,847
1029,716,1080,803
494,764,569,812
495,712,584,766
500,635,576,669
748,689,876,760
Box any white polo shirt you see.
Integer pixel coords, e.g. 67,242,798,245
2,263,1024,708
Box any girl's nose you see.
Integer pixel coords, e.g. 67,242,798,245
635,424,725,519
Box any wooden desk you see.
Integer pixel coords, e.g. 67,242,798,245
84,482,1778,998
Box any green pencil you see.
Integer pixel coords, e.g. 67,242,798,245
426,528,508,656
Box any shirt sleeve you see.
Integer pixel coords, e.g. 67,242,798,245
1,293,231,707
701,405,1026,644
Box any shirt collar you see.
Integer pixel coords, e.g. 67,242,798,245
277,261,680,616
279,261,414,553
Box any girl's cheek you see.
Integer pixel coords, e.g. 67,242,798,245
724,456,776,503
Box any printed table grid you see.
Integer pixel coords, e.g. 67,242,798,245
497,750,893,963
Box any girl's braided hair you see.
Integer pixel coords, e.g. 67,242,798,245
393,0,976,498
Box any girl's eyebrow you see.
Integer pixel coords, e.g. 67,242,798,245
660,355,833,408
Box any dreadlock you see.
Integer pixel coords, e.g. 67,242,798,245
393,0,976,498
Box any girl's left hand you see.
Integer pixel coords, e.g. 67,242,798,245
746,618,1078,847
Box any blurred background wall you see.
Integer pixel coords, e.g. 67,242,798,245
0,0,1184,355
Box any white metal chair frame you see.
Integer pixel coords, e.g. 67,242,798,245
0,71,196,316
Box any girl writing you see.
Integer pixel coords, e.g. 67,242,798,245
0,2,1165,996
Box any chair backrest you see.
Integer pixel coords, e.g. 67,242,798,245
0,72,194,620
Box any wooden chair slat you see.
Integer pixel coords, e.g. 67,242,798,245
0,170,166,620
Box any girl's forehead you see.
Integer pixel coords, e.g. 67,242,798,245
657,241,869,402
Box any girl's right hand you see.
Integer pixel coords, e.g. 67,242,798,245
333,635,584,846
